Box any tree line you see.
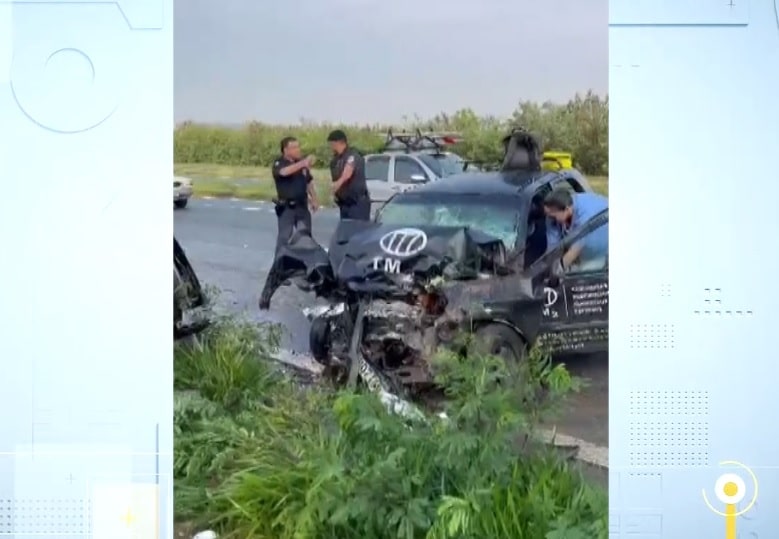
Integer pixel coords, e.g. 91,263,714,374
174,91,608,176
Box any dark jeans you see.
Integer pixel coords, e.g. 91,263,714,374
274,204,312,253
338,195,371,221
260,203,312,309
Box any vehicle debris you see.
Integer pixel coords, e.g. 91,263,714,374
174,237,210,340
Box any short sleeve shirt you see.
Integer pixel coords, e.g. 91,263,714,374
330,147,368,201
545,192,608,261
272,156,311,202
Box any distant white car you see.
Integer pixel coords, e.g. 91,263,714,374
174,176,193,209
364,130,477,216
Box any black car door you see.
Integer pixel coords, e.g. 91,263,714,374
540,264,608,354
529,210,609,354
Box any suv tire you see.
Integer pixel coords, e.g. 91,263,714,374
472,323,527,363
309,315,330,364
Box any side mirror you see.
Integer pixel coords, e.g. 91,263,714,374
409,174,427,183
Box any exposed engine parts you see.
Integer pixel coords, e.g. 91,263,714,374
361,300,438,386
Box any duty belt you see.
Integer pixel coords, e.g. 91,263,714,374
273,198,307,208
336,192,368,206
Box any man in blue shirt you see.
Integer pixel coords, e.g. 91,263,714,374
543,188,608,271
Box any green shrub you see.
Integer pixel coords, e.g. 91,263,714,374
174,317,281,412
174,92,608,176
174,321,607,538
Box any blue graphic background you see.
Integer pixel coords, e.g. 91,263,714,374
610,0,779,536
0,0,172,535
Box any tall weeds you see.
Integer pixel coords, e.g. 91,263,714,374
174,321,607,539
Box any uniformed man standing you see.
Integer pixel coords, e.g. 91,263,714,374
270,136,319,250
327,130,371,220
258,136,319,310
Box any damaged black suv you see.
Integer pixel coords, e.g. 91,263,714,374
261,131,608,393
373,169,609,358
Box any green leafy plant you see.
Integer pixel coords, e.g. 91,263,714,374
174,320,607,538
174,317,280,410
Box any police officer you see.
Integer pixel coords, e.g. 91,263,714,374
271,136,319,250
259,136,318,310
327,130,371,220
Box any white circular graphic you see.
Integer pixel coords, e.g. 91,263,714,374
9,5,128,133
379,228,428,257
715,473,747,504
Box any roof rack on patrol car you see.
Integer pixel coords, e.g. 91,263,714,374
382,128,463,154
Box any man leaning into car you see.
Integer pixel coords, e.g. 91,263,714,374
258,136,319,310
542,187,608,272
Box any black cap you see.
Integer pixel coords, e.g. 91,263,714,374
327,129,347,142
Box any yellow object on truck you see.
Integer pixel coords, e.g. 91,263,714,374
542,151,573,171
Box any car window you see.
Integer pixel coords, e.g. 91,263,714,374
417,154,465,177
553,177,585,193
377,193,520,249
393,156,428,184
366,156,390,181
563,221,608,274
532,216,609,275
533,183,553,200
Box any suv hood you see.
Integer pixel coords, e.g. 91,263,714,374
264,221,512,300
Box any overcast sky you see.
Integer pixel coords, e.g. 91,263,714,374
174,0,607,124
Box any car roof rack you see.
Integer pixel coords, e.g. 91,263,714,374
381,128,463,154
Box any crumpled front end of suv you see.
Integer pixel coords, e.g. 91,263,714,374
267,221,543,388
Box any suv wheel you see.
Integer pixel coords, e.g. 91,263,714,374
472,323,527,363
309,315,331,365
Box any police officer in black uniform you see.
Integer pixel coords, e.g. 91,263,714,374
327,130,371,220
258,136,319,310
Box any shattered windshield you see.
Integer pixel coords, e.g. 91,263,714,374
377,193,520,248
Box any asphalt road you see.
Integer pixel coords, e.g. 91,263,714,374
174,197,608,451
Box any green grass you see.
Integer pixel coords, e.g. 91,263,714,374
588,176,608,196
174,319,608,538
174,163,609,203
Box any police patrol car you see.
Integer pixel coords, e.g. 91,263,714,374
363,129,476,212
